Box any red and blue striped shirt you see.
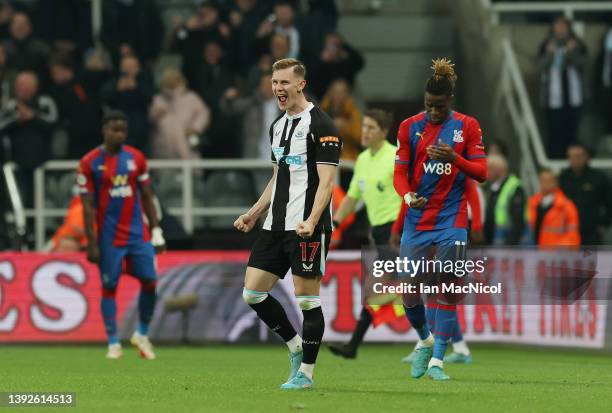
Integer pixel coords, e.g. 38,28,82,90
77,145,151,246
394,111,487,231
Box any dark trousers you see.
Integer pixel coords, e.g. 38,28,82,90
546,106,582,159
371,222,393,245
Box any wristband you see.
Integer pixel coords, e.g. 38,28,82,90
151,227,165,247
404,193,415,207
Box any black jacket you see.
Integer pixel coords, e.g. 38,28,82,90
0,94,58,168
559,166,612,245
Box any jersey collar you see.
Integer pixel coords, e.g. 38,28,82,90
285,102,314,120
425,110,455,125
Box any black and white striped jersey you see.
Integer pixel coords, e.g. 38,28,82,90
263,102,342,231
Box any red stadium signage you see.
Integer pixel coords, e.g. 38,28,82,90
0,251,607,348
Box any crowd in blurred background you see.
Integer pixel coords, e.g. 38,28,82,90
0,0,365,207
1,0,612,251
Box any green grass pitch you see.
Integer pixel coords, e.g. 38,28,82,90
1,344,611,412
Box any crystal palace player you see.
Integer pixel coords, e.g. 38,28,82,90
393,59,487,380
234,58,342,390
78,111,166,360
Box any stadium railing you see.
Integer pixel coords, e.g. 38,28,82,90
487,1,612,24
29,159,355,251
473,0,612,189
496,38,612,193
2,162,27,250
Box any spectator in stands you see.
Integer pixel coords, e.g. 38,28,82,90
600,25,612,134
256,1,301,59
101,0,164,67
483,154,526,245
245,34,290,94
486,139,509,158
81,49,113,102
171,0,231,90
528,169,580,247
0,43,16,105
0,1,14,40
0,71,57,206
537,16,587,159
48,56,101,159
310,32,364,99
228,0,268,74
51,195,88,252
38,0,93,58
300,0,338,68
559,144,612,245
320,79,362,161
101,54,154,153
2,12,49,79
149,68,210,160
220,71,279,158
194,40,238,158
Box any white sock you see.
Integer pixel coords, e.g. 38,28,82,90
428,357,443,369
452,340,470,355
286,335,303,354
417,333,434,348
298,363,314,380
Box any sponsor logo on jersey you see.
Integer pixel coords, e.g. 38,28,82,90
319,136,339,143
111,175,129,186
272,147,302,165
423,162,452,175
302,263,313,271
109,174,133,198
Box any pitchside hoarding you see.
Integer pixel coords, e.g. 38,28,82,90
0,250,608,348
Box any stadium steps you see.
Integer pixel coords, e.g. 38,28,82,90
337,0,451,15
338,12,455,101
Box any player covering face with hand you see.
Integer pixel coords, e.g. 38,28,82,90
78,111,166,360
234,58,342,390
393,59,487,380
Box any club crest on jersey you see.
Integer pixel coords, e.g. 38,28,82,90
453,130,464,143
295,129,305,138
127,159,136,171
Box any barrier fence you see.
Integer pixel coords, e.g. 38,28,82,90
0,249,609,348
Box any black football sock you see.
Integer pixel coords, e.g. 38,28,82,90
248,294,297,342
348,306,372,350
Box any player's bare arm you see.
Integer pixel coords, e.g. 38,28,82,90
140,184,166,254
296,164,336,238
332,196,358,224
81,193,99,263
235,165,278,232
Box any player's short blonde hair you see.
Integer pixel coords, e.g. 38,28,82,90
272,58,306,79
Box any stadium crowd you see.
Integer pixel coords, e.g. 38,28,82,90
0,0,610,250
0,0,363,199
